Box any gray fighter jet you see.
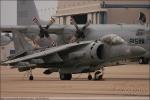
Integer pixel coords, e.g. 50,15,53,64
2,29,145,80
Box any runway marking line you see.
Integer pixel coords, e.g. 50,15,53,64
0,97,149,100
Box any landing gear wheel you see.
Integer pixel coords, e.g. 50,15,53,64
27,68,33,80
88,74,92,80
29,75,33,80
139,58,144,64
94,71,103,80
139,58,148,64
60,73,72,80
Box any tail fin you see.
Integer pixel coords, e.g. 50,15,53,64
17,0,40,25
13,30,33,54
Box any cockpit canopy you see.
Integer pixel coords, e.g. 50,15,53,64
101,34,126,45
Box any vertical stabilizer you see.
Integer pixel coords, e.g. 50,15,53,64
17,0,40,25
13,30,33,54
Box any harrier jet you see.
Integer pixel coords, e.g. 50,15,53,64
2,29,145,80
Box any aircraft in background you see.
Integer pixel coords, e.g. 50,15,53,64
0,0,149,64
0,33,12,46
2,29,145,80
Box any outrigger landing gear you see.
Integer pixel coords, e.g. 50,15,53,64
27,68,34,80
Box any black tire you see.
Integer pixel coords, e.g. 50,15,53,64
60,73,72,80
139,58,144,64
144,58,149,64
88,74,92,80
29,75,33,80
99,75,103,80
139,58,149,64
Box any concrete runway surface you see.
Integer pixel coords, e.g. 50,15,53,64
0,63,150,99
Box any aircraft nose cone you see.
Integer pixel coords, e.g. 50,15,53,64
130,46,146,57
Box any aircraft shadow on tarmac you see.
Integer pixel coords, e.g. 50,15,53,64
104,77,149,81
14,77,149,82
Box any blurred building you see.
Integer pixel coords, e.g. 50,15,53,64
0,42,14,62
36,1,58,20
55,0,150,24
0,36,34,62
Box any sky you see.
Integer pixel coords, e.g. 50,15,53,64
0,1,17,25
0,0,57,25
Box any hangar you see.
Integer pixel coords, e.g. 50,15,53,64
55,0,150,24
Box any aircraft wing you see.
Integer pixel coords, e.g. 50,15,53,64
0,25,65,34
3,41,91,64
0,25,27,32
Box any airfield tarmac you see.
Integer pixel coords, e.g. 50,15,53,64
0,63,150,98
